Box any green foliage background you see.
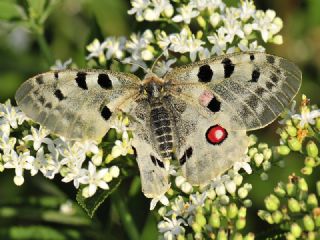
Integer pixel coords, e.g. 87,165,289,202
0,0,320,239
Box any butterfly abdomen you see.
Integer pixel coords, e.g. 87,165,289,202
150,103,174,160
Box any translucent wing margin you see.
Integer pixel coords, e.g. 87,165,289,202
165,52,302,130
15,69,140,140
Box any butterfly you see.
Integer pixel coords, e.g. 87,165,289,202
15,51,302,198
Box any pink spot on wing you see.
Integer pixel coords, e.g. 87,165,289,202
199,90,214,106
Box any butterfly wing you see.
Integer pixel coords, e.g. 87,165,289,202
165,51,302,131
164,96,248,185
15,70,141,140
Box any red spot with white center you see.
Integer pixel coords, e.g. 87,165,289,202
206,125,228,145
199,90,214,107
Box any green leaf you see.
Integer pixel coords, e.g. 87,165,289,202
0,2,25,20
76,177,122,218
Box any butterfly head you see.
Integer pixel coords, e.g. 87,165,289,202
141,73,167,101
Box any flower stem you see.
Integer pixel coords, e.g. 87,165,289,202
35,30,53,66
111,191,140,240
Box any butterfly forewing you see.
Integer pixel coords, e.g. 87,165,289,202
15,70,141,140
165,52,302,131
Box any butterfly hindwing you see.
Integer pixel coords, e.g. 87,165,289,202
15,70,140,140
165,51,302,131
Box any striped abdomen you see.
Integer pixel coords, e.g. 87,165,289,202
150,103,173,159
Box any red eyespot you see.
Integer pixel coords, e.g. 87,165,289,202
206,125,228,145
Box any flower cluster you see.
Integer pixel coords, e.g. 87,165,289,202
0,100,126,198
81,0,283,77
259,175,320,239
277,95,320,175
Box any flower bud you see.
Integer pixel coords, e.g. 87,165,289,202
233,174,243,186
286,183,297,196
209,213,220,228
217,229,227,240
316,118,320,130
236,217,246,230
238,187,249,199
232,233,243,240
286,233,296,240
209,12,221,27
243,199,252,208
238,207,247,218
195,213,206,227
286,125,297,137
263,148,272,161
317,181,320,197
254,153,264,166
197,16,206,29
248,148,258,158
248,134,258,146
272,35,283,45
227,203,238,219
181,182,193,194
191,222,202,233
305,156,316,168
288,198,301,213
260,172,268,181
307,194,318,209
303,215,315,231
279,129,289,140
277,145,290,155
288,137,302,151
274,183,286,197
307,232,316,240
220,195,230,205
244,233,255,240
265,194,280,212
110,166,120,178
290,223,302,238
298,178,308,192
225,180,237,194
306,141,318,158
272,210,283,223
220,206,227,216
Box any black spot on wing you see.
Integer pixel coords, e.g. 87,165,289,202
54,72,59,79
38,96,45,104
179,147,193,165
221,58,235,78
45,102,52,109
207,97,221,113
267,55,275,64
250,69,260,82
101,106,112,121
266,81,275,90
250,54,255,61
271,73,279,83
197,65,213,82
54,89,66,101
36,75,44,84
150,155,165,168
75,72,88,90
255,87,267,97
98,73,112,89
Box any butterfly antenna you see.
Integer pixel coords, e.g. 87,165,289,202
113,58,149,73
150,44,172,73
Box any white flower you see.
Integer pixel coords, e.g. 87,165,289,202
111,131,133,158
61,160,87,188
208,27,228,55
0,134,16,155
144,0,173,21
172,4,199,24
33,147,60,179
292,109,320,127
150,192,169,210
167,196,189,217
188,192,206,213
86,38,107,61
128,0,151,21
233,160,252,174
23,126,53,150
105,37,126,60
0,100,26,129
240,0,256,21
111,115,130,134
156,31,171,50
238,40,265,52
3,150,34,186
252,9,283,42
154,58,176,77
50,59,72,71
158,216,186,240
79,162,110,198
